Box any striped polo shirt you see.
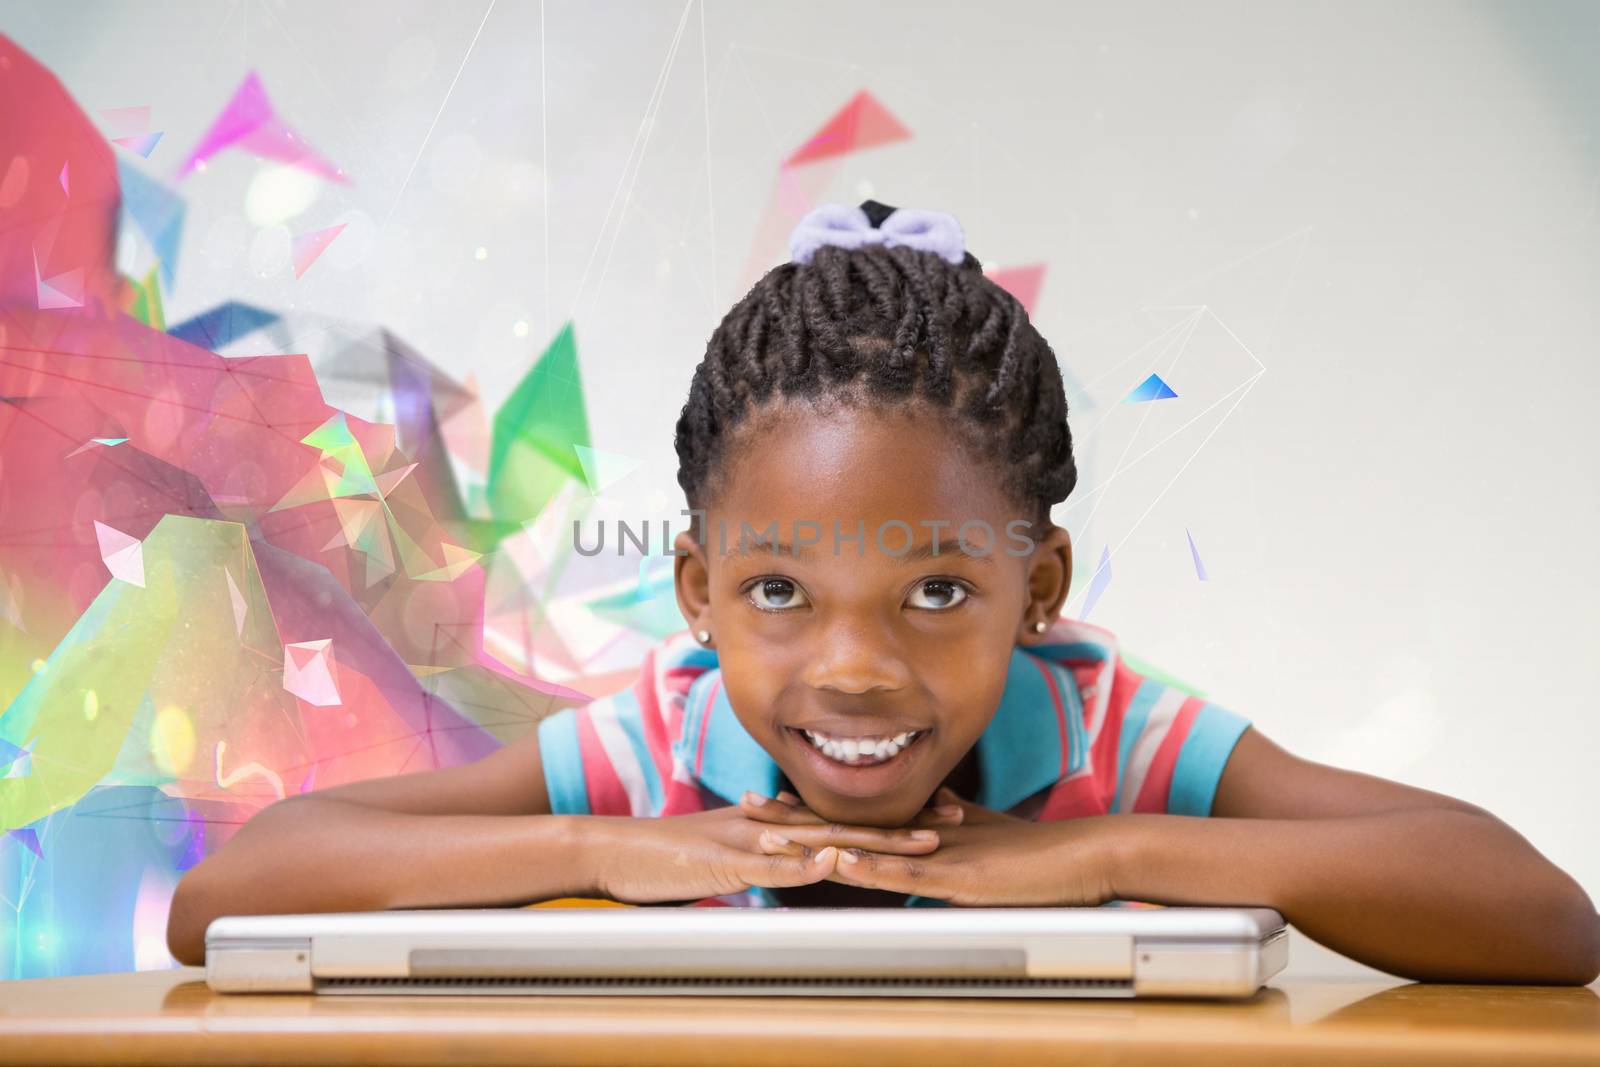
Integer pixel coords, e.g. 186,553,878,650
537,617,1251,906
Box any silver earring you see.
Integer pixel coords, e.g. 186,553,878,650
1032,620,1048,633
696,629,712,644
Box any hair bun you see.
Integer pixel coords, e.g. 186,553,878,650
859,199,898,227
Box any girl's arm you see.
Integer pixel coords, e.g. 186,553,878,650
164,730,592,966
1107,728,1600,983
165,728,946,966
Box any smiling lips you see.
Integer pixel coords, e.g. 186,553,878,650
799,727,927,767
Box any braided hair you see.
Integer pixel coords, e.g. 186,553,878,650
673,200,1076,527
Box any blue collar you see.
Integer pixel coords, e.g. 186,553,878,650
667,641,1096,813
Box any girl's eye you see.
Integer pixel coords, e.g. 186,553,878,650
907,579,968,610
747,578,809,611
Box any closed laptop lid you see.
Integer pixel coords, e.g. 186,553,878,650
206,905,1286,997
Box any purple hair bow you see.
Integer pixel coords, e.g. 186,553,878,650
788,202,967,266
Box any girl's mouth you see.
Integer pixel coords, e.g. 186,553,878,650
798,727,928,767
782,726,932,797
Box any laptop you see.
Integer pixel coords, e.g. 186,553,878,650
205,905,1286,999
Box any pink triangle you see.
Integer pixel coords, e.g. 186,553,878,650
283,639,339,706
287,639,329,670
99,105,152,140
784,90,911,167
112,131,165,159
985,264,1047,316
238,122,346,183
175,72,277,180
375,462,418,498
34,252,84,309
58,161,69,196
776,166,813,219
291,224,346,279
38,274,85,310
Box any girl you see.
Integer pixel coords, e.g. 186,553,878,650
166,201,1600,984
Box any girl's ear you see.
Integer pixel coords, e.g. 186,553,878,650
673,529,714,637
1018,523,1072,645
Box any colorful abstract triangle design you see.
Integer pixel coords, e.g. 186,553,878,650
1080,545,1112,621
1123,373,1178,403
112,131,164,159
168,301,278,350
487,322,590,524
784,90,911,167
116,159,185,288
985,264,1047,317
175,71,346,184
291,223,345,279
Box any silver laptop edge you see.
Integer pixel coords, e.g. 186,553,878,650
206,906,1287,999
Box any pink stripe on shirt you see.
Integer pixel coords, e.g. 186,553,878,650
633,650,673,787
577,705,631,815
663,665,699,738
693,677,723,778
1039,772,1101,820
1090,659,1144,812
1132,696,1203,813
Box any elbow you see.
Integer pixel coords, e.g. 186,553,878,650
165,871,214,968
1562,897,1600,986
1523,879,1600,986
1464,811,1600,984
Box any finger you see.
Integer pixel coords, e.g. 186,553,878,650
775,790,801,806
780,823,941,856
909,803,965,829
935,786,1006,824
828,848,947,898
932,787,983,821
755,829,808,857
740,845,839,888
746,792,959,833
740,792,951,844
739,792,828,825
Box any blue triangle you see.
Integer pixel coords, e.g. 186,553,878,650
116,159,186,289
169,301,279,350
1123,373,1178,404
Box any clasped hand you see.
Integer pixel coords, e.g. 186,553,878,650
586,786,1113,907
744,788,1114,906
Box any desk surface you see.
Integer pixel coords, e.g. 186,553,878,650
2,968,1598,1066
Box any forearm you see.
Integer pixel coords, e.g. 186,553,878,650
167,797,597,965
1102,808,1600,983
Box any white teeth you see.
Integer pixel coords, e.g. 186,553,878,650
801,728,922,766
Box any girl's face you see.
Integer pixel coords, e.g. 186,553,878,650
674,401,1072,828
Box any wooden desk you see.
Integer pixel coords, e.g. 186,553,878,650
1,968,1597,1066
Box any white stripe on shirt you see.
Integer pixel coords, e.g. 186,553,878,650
1117,686,1187,814
589,698,653,816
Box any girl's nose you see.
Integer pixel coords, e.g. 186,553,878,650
799,617,911,695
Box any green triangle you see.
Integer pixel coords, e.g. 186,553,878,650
123,267,165,330
488,321,591,523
